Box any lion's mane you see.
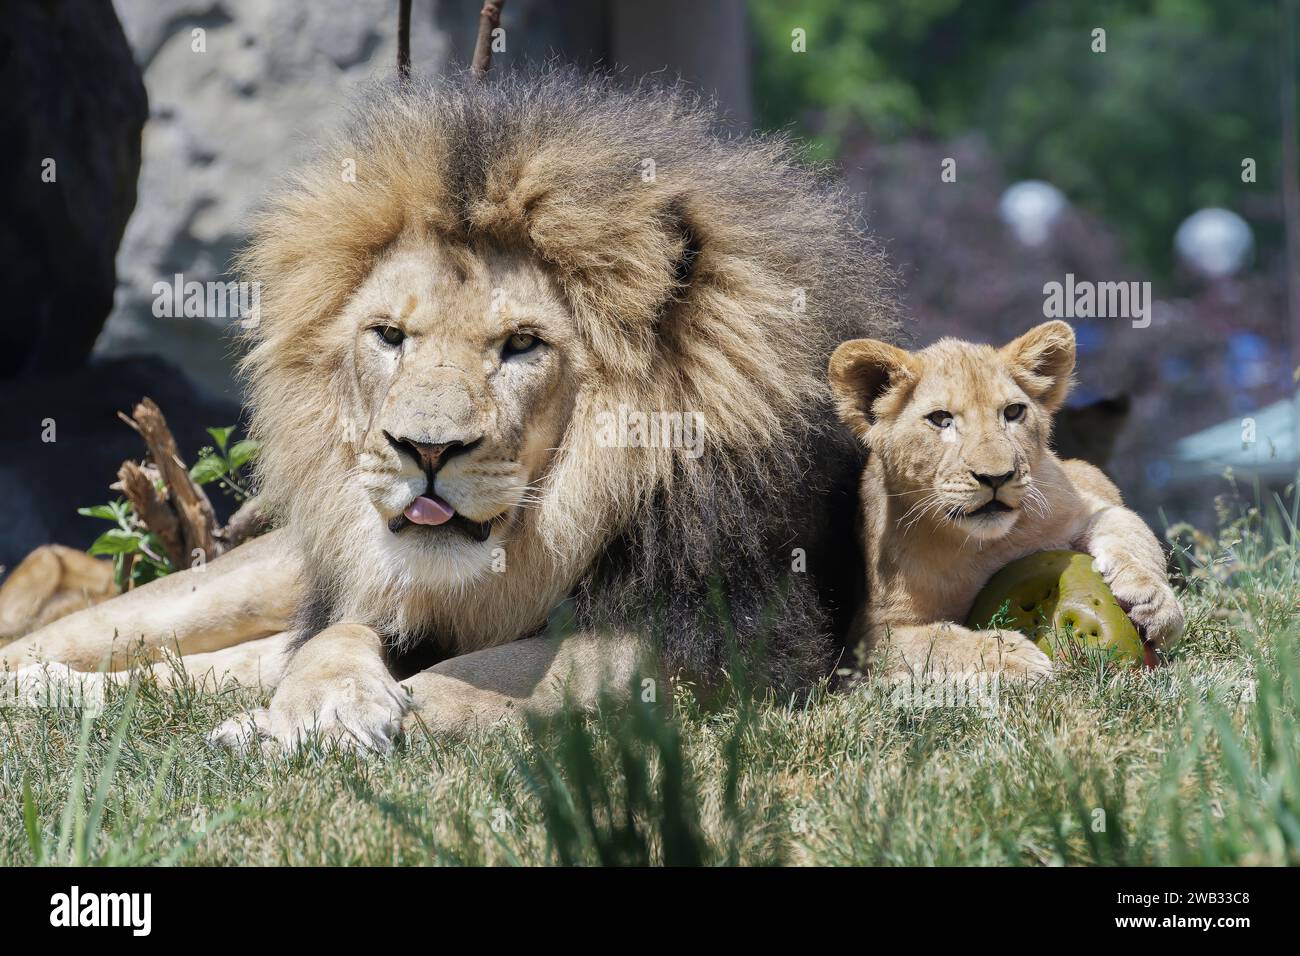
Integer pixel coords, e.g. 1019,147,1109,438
239,68,897,691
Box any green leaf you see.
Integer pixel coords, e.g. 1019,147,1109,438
227,439,261,471
88,528,141,556
206,426,235,453
134,534,175,581
190,453,228,486
77,505,119,521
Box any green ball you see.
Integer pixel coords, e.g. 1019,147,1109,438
965,550,1148,666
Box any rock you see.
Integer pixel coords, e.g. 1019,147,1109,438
98,0,752,398
100,0,449,398
0,0,147,378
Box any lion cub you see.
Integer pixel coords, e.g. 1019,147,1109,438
828,320,1183,681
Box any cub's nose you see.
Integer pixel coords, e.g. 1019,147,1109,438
972,470,1015,489
384,432,479,475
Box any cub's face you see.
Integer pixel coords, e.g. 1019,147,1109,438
339,240,583,581
829,321,1076,543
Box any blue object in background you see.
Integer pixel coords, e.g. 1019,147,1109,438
1146,459,1172,488
1227,331,1272,391
1074,321,1105,355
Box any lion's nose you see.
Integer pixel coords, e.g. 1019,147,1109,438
972,470,1015,489
384,431,479,475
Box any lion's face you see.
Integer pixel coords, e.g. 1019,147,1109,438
340,240,582,581
240,71,894,658
830,321,1076,543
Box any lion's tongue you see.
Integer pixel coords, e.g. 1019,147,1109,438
404,495,455,526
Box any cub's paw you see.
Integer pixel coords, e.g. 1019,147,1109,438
974,630,1054,681
1100,563,1185,652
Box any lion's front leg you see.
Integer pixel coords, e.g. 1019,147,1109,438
210,623,410,753
1074,505,1184,652
1,529,300,672
11,632,294,711
399,631,649,737
870,622,1053,682
212,627,649,752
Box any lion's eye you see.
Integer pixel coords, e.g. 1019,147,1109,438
1004,403,1026,422
926,410,954,429
503,331,540,357
373,325,405,347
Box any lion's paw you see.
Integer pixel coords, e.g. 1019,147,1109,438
211,671,411,755
974,631,1054,681
207,708,275,754
1103,564,1185,651
272,669,411,753
6,662,106,713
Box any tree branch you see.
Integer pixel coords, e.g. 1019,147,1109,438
119,398,219,566
471,1,505,78
218,497,271,549
397,0,412,81
116,460,185,569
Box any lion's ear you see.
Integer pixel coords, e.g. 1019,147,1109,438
1001,320,1076,413
828,338,917,441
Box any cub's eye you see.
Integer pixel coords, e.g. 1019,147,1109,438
926,410,954,429
503,331,541,357
1004,403,1027,423
372,325,405,347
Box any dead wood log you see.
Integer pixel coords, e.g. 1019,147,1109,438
217,496,271,549
397,0,412,81
115,459,185,569
118,398,219,565
113,397,268,569
471,1,506,78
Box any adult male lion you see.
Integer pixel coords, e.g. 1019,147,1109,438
1,70,894,750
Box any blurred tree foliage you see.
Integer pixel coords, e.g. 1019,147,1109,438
750,0,1290,277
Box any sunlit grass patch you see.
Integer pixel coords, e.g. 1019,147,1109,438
1,480,1296,866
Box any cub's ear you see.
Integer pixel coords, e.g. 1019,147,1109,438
1001,320,1076,413
828,338,917,441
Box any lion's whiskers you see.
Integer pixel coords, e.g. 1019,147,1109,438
898,492,951,536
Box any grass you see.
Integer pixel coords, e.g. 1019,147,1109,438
0,480,1296,866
